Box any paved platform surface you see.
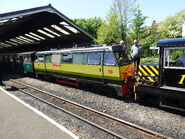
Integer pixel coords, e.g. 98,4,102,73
0,87,78,139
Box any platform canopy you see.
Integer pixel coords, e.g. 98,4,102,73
0,4,93,53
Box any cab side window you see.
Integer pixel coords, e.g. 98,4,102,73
164,48,185,68
37,55,44,62
87,53,101,65
62,54,72,63
104,52,116,65
51,54,61,64
45,55,52,63
73,53,86,64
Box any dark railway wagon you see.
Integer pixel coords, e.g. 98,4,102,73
0,53,24,74
21,51,36,73
136,38,185,110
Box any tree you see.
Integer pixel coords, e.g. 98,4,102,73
160,10,185,39
96,0,138,45
130,10,147,40
140,20,161,57
96,13,120,45
73,17,103,39
129,9,159,57
140,9,185,57
110,0,138,42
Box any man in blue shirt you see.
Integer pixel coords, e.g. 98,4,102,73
131,40,141,71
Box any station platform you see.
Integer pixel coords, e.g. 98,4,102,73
0,87,78,139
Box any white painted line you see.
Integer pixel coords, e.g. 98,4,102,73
0,87,79,139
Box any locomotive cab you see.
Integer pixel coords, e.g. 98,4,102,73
160,45,185,88
136,38,185,110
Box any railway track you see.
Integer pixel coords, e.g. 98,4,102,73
4,79,169,139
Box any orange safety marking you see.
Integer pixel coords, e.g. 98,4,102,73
52,64,61,67
108,69,113,74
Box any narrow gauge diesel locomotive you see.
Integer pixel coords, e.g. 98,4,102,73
0,45,135,97
136,38,185,110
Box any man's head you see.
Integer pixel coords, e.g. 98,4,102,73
134,40,139,45
119,40,124,45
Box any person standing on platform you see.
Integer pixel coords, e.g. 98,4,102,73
131,39,141,72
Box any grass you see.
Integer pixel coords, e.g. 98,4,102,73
141,55,159,64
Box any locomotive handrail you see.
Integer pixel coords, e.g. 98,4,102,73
141,75,158,78
140,79,156,83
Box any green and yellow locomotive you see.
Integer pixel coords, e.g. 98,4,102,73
0,45,135,97
34,45,135,96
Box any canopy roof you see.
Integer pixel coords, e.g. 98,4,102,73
0,4,93,53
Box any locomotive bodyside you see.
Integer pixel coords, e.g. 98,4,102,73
34,45,135,96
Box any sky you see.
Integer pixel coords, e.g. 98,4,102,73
1,0,185,26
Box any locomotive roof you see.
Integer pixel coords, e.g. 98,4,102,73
18,51,36,55
36,45,125,55
157,38,185,47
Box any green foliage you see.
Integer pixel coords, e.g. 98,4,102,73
128,10,160,57
140,9,185,57
73,1,185,60
130,10,147,40
111,0,138,42
96,13,120,45
73,17,103,39
141,21,160,57
171,49,183,61
96,0,138,45
160,10,185,38
140,55,159,64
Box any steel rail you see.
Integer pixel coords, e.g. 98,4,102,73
4,80,126,139
4,79,169,139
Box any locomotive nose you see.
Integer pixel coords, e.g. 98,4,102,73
120,64,136,81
